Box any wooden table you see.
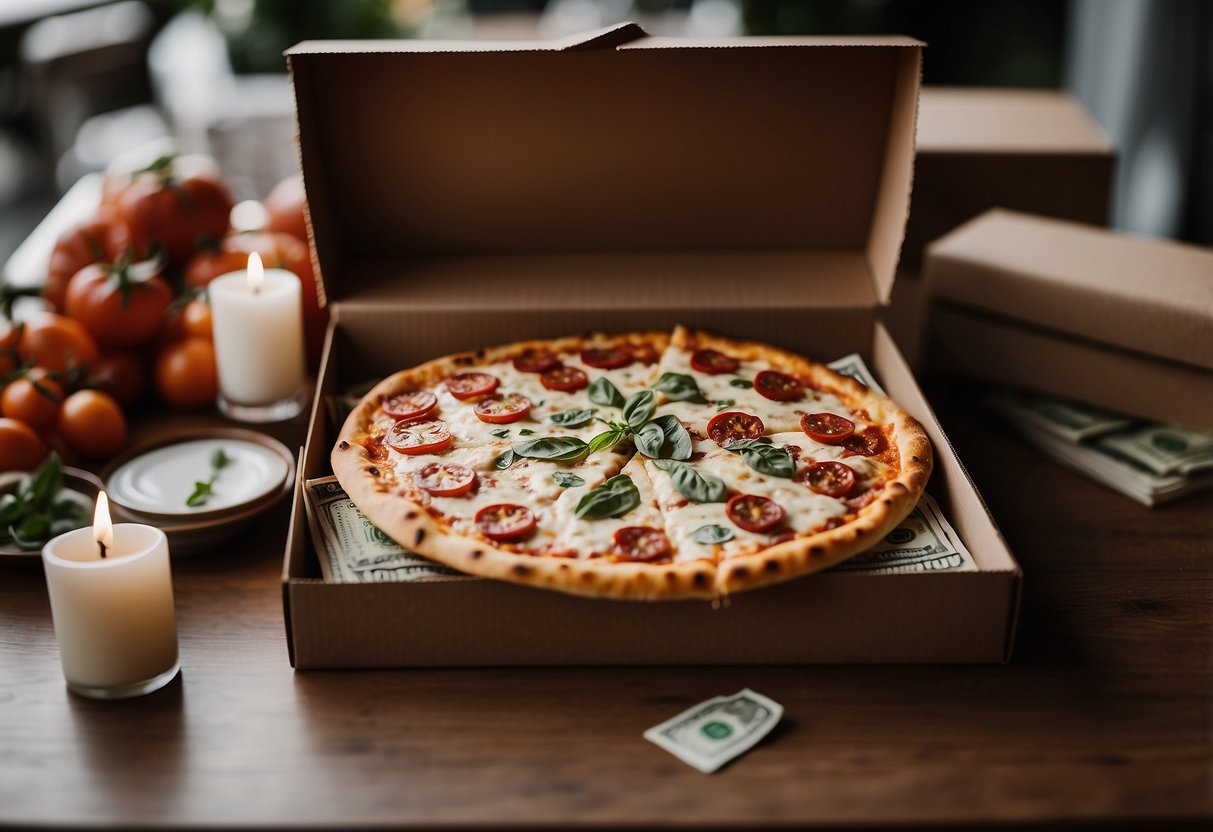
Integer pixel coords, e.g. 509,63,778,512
1,383,1210,829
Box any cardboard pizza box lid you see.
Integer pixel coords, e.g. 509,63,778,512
286,24,922,312
925,209,1213,372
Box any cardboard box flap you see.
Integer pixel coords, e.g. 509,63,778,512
917,88,1114,155
287,27,921,308
926,209,1213,371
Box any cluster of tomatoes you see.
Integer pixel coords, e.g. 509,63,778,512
0,152,323,472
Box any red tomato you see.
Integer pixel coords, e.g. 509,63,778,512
707,411,765,447
804,461,856,498
383,391,438,421
57,390,126,459
474,504,536,542
88,351,145,407
1,370,62,429
414,462,476,497
842,426,888,458
613,526,671,562
801,412,855,445
474,394,531,424
64,261,172,348
0,320,22,377
19,313,98,374
446,372,498,401
180,299,213,339
263,173,309,242
512,349,559,374
386,419,454,455
117,161,233,263
45,209,130,312
0,418,48,471
185,230,327,370
726,494,784,533
540,365,588,393
580,347,632,370
691,349,740,375
154,338,217,410
754,370,803,402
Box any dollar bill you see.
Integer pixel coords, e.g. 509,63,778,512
644,689,783,773
827,352,886,395
833,492,976,573
988,390,1133,442
1095,424,1213,476
304,476,462,583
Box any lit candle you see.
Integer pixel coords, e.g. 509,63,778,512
209,252,307,422
41,493,179,699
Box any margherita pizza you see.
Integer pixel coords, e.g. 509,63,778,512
332,326,932,600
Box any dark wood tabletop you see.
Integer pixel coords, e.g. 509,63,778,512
1,381,1210,830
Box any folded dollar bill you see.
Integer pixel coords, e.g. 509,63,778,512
644,689,783,773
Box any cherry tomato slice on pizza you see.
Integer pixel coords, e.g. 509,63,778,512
753,370,804,402
800,412,855,445
581,347,632,370
613,526,672,562
475,503,536,541
690,349,740,375
385,419,454,455
383,390,438,421
447,372,499,400
513,349,560,374
414,462,476,497
804,461,856,498
726,494,785,533
842,426,888,457
630,343,660,365
473,393,532,424
540,365,589,393
707,411,765,447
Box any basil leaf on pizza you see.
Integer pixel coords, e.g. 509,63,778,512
727,441,794,478
513,436,589,461
622,390,656,429
575,475,640,520
634,415,692,460
729,378,753,389
589,377,626,409
662,461,727,503
651,372,707,403
550,408,594,427
586,428,627,456
552,472,585,488
493,449,515,469
693,524,735,545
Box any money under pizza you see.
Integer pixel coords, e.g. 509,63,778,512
332,326,932,600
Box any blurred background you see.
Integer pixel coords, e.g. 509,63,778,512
0,0,1210,266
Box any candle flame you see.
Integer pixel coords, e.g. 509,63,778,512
94,491,114,557
247,251,264,293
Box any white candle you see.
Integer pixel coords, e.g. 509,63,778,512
41,493,179,699
209,252,306,407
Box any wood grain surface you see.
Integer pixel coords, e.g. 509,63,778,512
0,383,1210,829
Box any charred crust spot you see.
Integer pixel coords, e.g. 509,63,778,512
405,511,418,520
665,572,678,583
581,572,594,582
763,560,780,573
732,566,749,579
512,564,532,577
910,455,921,463
338,440,350,450
810,545,825,557
855,528,865,537
470,549,483,560
559,563,569,570
414,529,426,546
455,355,474,366
883,499,892,507
475,349,485,359
366,466,380,477
890,482,908,493
692,572,708,588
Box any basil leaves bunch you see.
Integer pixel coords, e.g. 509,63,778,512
0,454,89,550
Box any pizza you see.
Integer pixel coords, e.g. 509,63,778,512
332,326,932,600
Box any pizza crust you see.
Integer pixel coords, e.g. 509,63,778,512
332,327,932,601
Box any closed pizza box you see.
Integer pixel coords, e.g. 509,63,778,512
924,209,1213,432
889,88,1116,367
281,24,1022,667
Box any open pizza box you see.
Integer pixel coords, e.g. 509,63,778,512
924,208,1213,432
281,23,1022,667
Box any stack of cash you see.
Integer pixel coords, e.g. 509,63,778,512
989,390,1213,507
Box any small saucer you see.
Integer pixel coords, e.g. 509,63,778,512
0,468,105,559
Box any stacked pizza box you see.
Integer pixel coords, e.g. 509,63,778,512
281,24,1024,668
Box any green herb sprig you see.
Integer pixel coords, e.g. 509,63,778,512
186,449,232,508
0,454,89,550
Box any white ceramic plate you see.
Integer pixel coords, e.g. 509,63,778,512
107,438,290,518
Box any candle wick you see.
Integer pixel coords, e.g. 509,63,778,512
98,542,108,560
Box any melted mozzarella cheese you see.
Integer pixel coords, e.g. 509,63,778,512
544,457,665,558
